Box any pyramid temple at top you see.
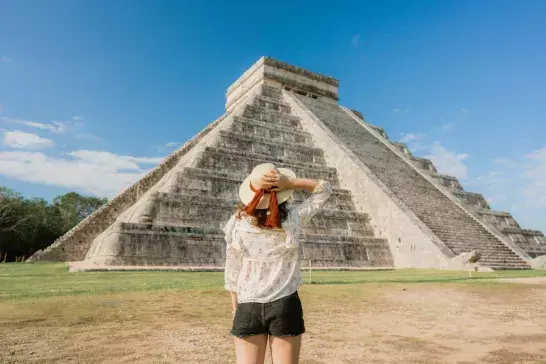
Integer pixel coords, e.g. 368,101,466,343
30,57,546,270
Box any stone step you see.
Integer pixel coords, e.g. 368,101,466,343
169,168,355,210
197,147,340,187
478,259,530,266
253,95,291,114
298,235,393,267
477,256,530,263
419,216,495,230
449,250,519,259
390,141,412,156
242,105,301,128
151,193,375,237
368,124,389,139
431,173,464,191
178,166,345,188
231,116,312,145
451,191,490,209
429,225,499,236
218,130,325,165
481,262,530,268
454,254,524,264
478,209,513,217
497,227,546,257
410,157,437,173
502,226,542,236
433,234,508,246
486,266,530,270
478,210,520,229
442,240,514,250
85,222,389,267
85,223,226,266
260,84,282,99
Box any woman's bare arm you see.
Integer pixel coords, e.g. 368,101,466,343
261,170,319,193
230,291,237,315
286,177,319,193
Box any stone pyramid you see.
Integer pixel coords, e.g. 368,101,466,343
30,57,545,270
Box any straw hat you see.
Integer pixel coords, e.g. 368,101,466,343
239,163,296,209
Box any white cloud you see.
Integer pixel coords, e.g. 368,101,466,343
154,141,181,152
399,130,469,179
392,108,400,113
492,157,513,164
0,150,164,197
0,116,72,134
3,130,55,150
440,123,454,132
1,56,12,63
130,156,163,164
522,147,546,208
351,34,360,48
485,194,508,205
399,132,427,143
465,149,546,231
425,142,469,179
76,133,102,141
72,116,84,121
460,108,470,113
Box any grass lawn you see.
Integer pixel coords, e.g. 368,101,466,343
2,263,546,300
1,263,546,363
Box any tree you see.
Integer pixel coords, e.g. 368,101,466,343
0,188,107,262
0,187,31,238
53,192,107,231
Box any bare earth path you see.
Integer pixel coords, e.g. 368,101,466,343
2,281,546,364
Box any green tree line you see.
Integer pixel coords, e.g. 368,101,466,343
0,187,107,262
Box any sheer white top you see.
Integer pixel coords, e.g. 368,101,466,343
223,180,332,303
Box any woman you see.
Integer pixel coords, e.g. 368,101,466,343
224,162,332,364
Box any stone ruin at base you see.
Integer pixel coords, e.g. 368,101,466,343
29,57,546,270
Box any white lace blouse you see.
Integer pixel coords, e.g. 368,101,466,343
223,180,333,303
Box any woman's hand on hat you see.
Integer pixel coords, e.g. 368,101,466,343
261,169,292,190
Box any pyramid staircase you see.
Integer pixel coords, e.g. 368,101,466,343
291,94,531,269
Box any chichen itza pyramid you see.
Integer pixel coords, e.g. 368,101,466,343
30,57,546,270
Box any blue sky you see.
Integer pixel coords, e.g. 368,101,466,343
1,0,545,231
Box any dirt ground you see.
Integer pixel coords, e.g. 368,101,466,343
2,281,546,364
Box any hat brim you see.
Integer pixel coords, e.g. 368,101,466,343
239,167,296,209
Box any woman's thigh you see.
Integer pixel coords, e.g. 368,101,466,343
234,334,268,364
269,335,302,364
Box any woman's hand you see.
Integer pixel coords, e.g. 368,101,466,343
261,169,293,190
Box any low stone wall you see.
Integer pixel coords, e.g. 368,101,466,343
28,113,229,262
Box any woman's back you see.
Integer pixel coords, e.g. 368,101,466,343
224,180,332,303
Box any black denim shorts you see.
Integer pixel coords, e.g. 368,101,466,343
231,291,305,338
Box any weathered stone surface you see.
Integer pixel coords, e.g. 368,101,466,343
530,255,546,270
450,250,481,265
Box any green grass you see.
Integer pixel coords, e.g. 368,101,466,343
1,263,545,300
